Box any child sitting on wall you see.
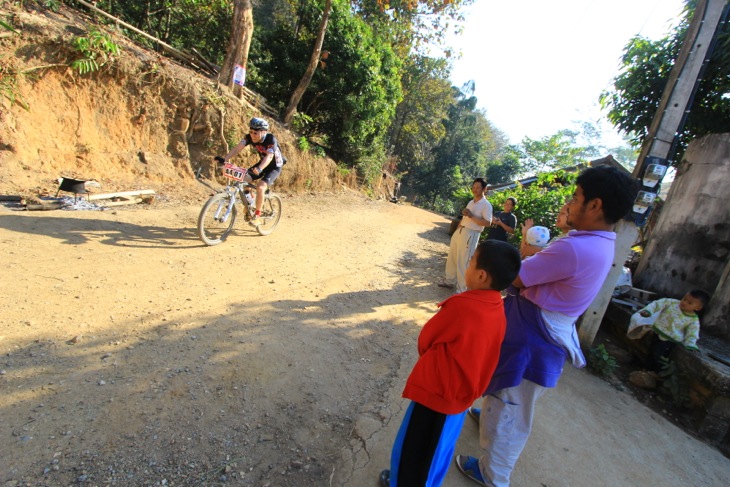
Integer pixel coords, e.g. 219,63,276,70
627,289,710,371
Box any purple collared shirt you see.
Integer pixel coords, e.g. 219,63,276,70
519,230,616,317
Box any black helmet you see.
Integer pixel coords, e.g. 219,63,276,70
249,117,269,131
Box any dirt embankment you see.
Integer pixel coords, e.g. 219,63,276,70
0,5,385,203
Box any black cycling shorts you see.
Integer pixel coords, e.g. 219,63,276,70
250,166,281,186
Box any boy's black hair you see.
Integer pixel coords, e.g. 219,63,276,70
689,289,711,316
474,240,521,291
506,197,517,207
575,166,639,224
473,177,487,189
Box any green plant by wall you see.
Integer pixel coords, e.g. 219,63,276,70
70,29,121,74
588,344,618,378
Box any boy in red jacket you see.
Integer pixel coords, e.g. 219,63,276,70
380,240,521,487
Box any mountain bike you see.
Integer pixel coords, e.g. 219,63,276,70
196,162,282,246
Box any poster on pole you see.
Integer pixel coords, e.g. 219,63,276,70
233,64,246,86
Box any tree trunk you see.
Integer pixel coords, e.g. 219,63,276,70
282,0,332,125
220,0,254,99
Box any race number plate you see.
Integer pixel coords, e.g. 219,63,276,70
223,163,246,181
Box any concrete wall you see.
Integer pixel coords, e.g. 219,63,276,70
635,133,730,337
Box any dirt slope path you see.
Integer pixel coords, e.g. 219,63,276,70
0,192,451,486
1,192,728,486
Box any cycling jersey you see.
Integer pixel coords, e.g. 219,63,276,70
242,133,287,168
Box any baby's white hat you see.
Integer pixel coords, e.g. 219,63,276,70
526,226,551,247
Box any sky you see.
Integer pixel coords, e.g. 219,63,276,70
445,0,687,147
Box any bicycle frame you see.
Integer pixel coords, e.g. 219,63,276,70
197,162,283,244
196,165,256,216
212,186,240,223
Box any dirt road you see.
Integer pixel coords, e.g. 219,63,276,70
1,192,728,486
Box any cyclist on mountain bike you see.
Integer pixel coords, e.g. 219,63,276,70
216,117,286,225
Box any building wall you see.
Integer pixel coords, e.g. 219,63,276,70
634,133,730,337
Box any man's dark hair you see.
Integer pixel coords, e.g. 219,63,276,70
576,166,638,224
689,289,711,316
473,178,487,190
506,197,517,207
474,240,521,291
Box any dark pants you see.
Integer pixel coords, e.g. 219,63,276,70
649,334,677,372
389,402,466,486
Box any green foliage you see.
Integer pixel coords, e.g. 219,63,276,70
250,0,402,168
588,344,618,378
519,130,597,176
486,145,522,184
85,1,232,64
415,83,506,211
297,136,310,152
337,164,350,178
0,62,29,111
313,145,326,158
42,0,61,11
291,112,314,133
357,148,389,187
70,29,121,74
350,0,470,57
488,170,577,242
225,126,239,152
600,3,730,164
387,56,454,180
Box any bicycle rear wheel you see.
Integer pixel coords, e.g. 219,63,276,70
255,193,282,236
198,192,238,245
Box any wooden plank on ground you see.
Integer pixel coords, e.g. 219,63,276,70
102,198,143,207
88,190,155,201
26,202,64,211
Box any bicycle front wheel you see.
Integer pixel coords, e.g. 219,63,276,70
255,193,282,236
198,192,238,245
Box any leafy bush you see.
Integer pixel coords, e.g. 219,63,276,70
313,146,326,158
291,112,313,134
487,170,577,242
297,136,310,152
70,29,120,74
337,165,350,178
588,344,618,378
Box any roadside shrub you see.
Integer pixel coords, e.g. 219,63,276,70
588,344,618,378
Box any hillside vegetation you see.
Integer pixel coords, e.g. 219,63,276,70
0,5,379,201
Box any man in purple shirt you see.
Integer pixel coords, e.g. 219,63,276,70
455,165,638,487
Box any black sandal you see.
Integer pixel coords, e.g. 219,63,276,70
379,469,390,487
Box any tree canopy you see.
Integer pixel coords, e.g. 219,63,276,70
600,0,730,163
61,0,638,202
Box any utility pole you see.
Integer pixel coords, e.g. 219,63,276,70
577,0,730,350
